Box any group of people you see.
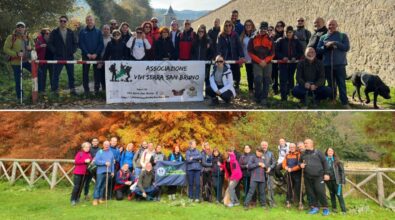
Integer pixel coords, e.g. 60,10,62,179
71,137,347,216
3,10,351,108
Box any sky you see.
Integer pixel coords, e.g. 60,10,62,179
150,0,230,10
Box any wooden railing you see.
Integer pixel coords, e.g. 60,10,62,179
1,158,394,206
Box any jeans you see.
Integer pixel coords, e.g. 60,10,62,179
212,174,224,202
133,186,159,199
11,62,31,99
230,64,241,89
187,170,201,199
245,63,254,92
292,85,333,101
82,55,101,93
253,63,272,103
134,168,142,179
326,180,346,212
70,174,88,202
279,63,297,100
325,65,348,105
93,172,110,200
52,63,75,92
225,180,240,204
38,64,54,92
304,175,328,208
244,180,266,206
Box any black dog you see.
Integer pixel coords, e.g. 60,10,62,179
347,72,391,109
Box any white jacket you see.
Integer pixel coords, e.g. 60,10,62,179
277,142,290,164
209,64,236,97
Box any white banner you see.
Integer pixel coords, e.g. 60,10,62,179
105,61,206,103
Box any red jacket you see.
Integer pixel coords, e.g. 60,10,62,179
248,33,275,64
35,35,47,60
73,151,92,175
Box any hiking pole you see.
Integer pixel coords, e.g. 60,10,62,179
299,161,305,210
105,165,109,208
19,51,23,104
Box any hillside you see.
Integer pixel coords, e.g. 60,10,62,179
192,0,395,86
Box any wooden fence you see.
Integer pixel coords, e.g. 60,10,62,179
1,158,394,206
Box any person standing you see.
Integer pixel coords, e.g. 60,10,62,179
201,142,213,202
272,21,286,95
35,28,54,94
92,141,115,206
133,141,148,178
261,141,276,207
295,17,312,52
126,27,152,61
96,24,112,92
179,20,196,61
120,143,134,173
243,146,267,210
208,18,221,57
275,26,304,101
275,138,290,184
167,145,184,200
79,15,104,97
70,142,92,206
230,10,244,36
102,30,130,61
170,20,181,60
154,27,177,60
239,145,255,204
109,19,119,33
240,20,256,96
307,17,327,60
217,20,245,91
247,21,275,107
186,140,202,202
212,148,224,203
3,22,34,101
151,17,161,41
299,139,330,216
119,22,132,43
141,21,156,60
84,137,101,200
317,19,351,108
325,147,347,213
282,143,302,208
222,148,242,207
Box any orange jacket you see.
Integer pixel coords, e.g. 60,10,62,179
282,151,301,172
247,34,275,64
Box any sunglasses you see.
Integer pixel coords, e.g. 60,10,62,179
216,60,224,64
60,20,67,23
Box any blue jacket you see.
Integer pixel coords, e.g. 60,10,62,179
94,149,115,174
234,20,244,36
186,148,202,171
217,31,244,60
109,146,120,163
79,26,104,56
316,31,350,66
120,150,134,169
168,152,184,162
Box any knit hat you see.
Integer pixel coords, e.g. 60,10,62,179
259,21,269,30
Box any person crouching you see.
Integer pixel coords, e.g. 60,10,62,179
114,164,134,201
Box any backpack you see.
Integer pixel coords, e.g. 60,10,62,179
5,34,19,61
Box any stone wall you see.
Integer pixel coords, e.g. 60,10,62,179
193,0,395,86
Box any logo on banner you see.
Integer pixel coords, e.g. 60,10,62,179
157,167,166,177
108,63,133,82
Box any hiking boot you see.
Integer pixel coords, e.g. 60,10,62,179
227,203,234,208
188,198,193,203
70,89,77,96
84,195,90,201
71,200,76,206
98,199,105,204
243,205,249,211
128,193,135,201
308,207,319,214
332,208,338,213
234,202,240,206
286,201,291,208
92,199,98,206
194,199,200,203
172,194,176,200
342,104,352,109
322,208,330,216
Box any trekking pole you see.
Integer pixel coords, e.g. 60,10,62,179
330,49,336,104
298,161,305,210
19,51,23,104
105,165,109,208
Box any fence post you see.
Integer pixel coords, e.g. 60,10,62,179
10,162,17,185
30,162,36,185
51,162,58,189
31,60,38,104
377,172,385,206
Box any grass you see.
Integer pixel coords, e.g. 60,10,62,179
0,63,394,109
0,181,394,220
